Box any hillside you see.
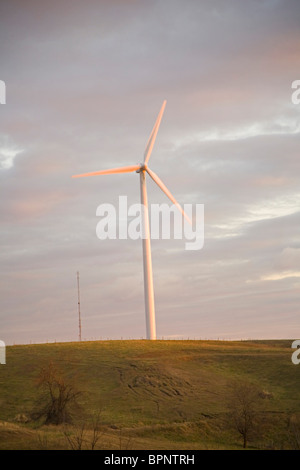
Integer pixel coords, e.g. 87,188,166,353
0,339,299,449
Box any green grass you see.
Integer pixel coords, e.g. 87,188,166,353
0,339,299,449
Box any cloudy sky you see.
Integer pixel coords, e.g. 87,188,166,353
0,0,299,344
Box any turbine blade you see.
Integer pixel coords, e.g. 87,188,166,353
72,165,140,178
146,167,192,224
144,100,167,165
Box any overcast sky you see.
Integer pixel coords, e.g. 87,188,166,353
0,0,300,344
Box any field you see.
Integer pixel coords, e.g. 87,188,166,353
0,339,299,450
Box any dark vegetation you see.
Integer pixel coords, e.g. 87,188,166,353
30,361,82,425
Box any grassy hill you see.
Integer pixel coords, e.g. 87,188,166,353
0,339,299,449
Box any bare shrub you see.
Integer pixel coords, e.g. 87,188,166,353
63,413,103,450
31,361,82,425
227,379,265,448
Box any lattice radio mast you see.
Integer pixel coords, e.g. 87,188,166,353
77,271,82,341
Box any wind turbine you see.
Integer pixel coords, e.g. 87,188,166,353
72,101,191,340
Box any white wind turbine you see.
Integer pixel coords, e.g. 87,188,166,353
72,101,191,340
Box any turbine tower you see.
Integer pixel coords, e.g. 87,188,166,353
72,101,191,340
77,271,82,342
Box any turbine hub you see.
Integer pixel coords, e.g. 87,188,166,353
136,163,147,173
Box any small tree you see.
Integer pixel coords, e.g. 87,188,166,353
31,361,82,425
228,380,264,449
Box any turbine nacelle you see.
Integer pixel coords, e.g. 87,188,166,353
136,163,148,173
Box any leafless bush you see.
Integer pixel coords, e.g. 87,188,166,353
31,361,82,425
63,412,103,450
63,423,87,450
